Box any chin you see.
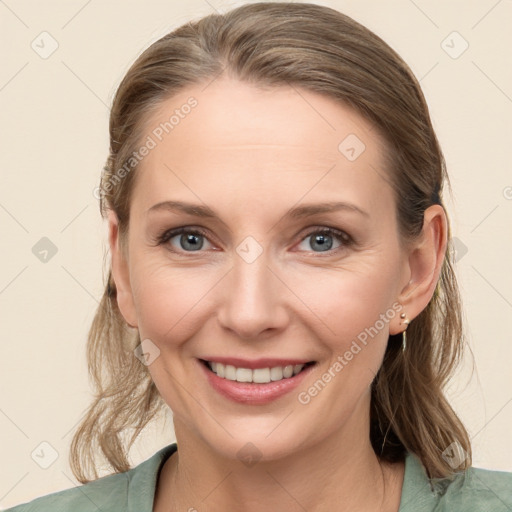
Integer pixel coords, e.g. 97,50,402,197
211,429,310,465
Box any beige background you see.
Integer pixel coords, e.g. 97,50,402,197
1,0,511,508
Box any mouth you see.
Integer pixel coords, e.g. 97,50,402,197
200,359,316,384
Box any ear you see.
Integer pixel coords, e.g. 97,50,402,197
390,204,448,335
108,210,138,328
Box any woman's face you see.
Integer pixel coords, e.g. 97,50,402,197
111,77,413,461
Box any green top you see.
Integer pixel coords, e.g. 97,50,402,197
6,443,512,511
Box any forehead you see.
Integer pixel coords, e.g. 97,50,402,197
131,77,393,218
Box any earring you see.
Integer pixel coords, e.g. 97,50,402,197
400,313,410,353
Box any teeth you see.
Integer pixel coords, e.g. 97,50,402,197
270,366,283,381
225,365,236,381
207,361,306,383
283,365,294,378
253,368,270,383
236,367,253,382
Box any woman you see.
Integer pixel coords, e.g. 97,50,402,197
7,2,512,511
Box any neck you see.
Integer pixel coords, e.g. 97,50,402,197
155,401,404,512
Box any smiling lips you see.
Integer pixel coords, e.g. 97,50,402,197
201,358,316,384
199,357,317,404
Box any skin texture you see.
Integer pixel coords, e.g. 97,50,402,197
108,77,447,511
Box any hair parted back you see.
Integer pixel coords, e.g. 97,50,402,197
70,1,473,483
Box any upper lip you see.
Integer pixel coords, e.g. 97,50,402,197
199,357,315,370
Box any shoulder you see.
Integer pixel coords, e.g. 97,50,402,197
5,443,178,512
400,451,512,512
439,464,512,511
4,472,129,512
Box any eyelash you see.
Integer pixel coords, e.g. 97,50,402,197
155,226,354,257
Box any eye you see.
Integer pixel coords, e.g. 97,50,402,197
295,227,353,254
157,227,214,253
156,226,353,256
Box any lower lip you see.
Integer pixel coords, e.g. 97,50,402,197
198,360,315,405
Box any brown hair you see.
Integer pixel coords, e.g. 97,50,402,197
70,1,473,483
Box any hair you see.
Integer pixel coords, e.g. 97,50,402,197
70,1,474,483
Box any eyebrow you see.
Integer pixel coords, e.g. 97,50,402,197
147,200,369,219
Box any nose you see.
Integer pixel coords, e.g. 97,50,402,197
216,244,289,340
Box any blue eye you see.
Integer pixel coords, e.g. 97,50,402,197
158,228,212,252
156,226,352,255
296,228,351,253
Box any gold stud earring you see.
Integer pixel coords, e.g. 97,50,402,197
400,313,410,353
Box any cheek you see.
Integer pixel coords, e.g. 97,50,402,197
288,260,401,397
130,259,219,346
290,260,399,341
291,266,400,425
